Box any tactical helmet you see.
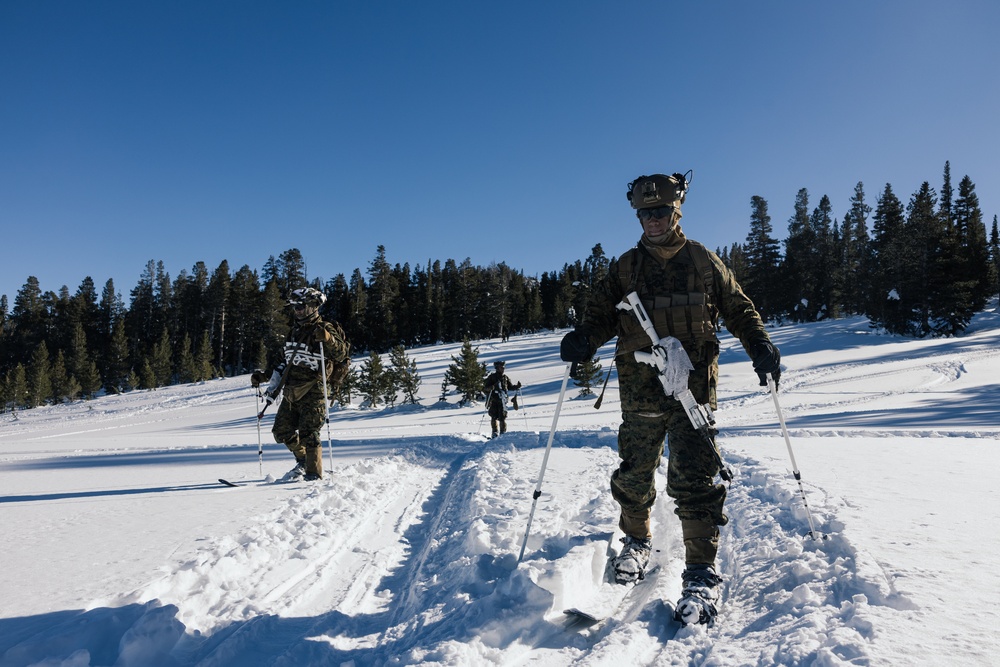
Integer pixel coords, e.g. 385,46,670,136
288,287,326,308
626,172,691,210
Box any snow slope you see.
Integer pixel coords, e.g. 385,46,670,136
2,306,1000,666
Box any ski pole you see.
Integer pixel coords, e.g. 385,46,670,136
479,389,494,435
255,388,264,476
516,387,529,430
319,338,334,475
767,375,824,540
517,362,573,564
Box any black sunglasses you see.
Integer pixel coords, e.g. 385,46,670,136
637,205,676,222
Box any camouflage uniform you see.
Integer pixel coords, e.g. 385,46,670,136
484,363,521,437
580,235,771,560
267,311,349,478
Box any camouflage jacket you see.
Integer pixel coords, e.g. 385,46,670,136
581,238,770,411
276,314,349,402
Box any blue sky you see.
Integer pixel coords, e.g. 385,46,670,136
2,1,998,304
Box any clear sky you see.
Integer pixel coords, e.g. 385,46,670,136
2,1,998,304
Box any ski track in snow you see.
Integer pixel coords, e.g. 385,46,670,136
5,434,907,666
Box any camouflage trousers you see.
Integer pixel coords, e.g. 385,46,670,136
611,404,728,540
488,398,508,435
272,385,327,476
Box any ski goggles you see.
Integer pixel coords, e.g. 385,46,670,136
637,205,678,223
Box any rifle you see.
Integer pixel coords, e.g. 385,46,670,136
256,323,319,419
616,291,733,482
257,362,292,419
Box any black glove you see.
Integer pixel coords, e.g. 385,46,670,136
749,339,781,386
250,371,267,388
560,329,592,362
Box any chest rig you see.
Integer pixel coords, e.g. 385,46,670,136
615,241,720,356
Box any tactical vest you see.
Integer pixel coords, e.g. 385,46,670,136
615,240,720,356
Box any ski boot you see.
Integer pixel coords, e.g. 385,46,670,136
303,472,322,482
674,564,722,626
281,460,306,483
612,535,652,584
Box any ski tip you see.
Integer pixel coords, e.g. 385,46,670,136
218,478,240,487
563,608,600,625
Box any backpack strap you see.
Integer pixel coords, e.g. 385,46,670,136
684,241,720,331
617,244,648,295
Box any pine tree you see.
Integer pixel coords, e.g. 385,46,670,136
207,260,231,373
125,369,141,392
7,364,28,411
9,277,46,365
347,268,369,352
194,331,214,381
743,196,782,321
104,318,131,393
442,339,486,405
138,358,157,390
151,329,173,387
868,184,908,332
227,265,261,375
68,321,101,398
808,195,837,320
276,248,307,296
388,345,421,405
27,341,52,407
840,182,873,315
780,188,816,321
367,245,399,352
901,182,941,336
573,355,603,397
392,262,415,346
126,260,159,362
953,175,991,310
49,350,80,403
357,350,392,407
177,333,197,384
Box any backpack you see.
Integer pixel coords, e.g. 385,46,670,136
326,320,352,395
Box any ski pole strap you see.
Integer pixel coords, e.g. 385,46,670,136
593,355,616,410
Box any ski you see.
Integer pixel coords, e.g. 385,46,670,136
563,564,662,628
217,477,306,487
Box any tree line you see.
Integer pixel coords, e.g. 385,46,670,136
0,244,611,410
2,160,998,411
721,162,999,336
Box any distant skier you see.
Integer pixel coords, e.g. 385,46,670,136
559,172,780,626
484,360,521,438
251,287,349,482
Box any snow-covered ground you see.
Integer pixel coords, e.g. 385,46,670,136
2,304,999,666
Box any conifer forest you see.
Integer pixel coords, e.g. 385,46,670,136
2,162,998,410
